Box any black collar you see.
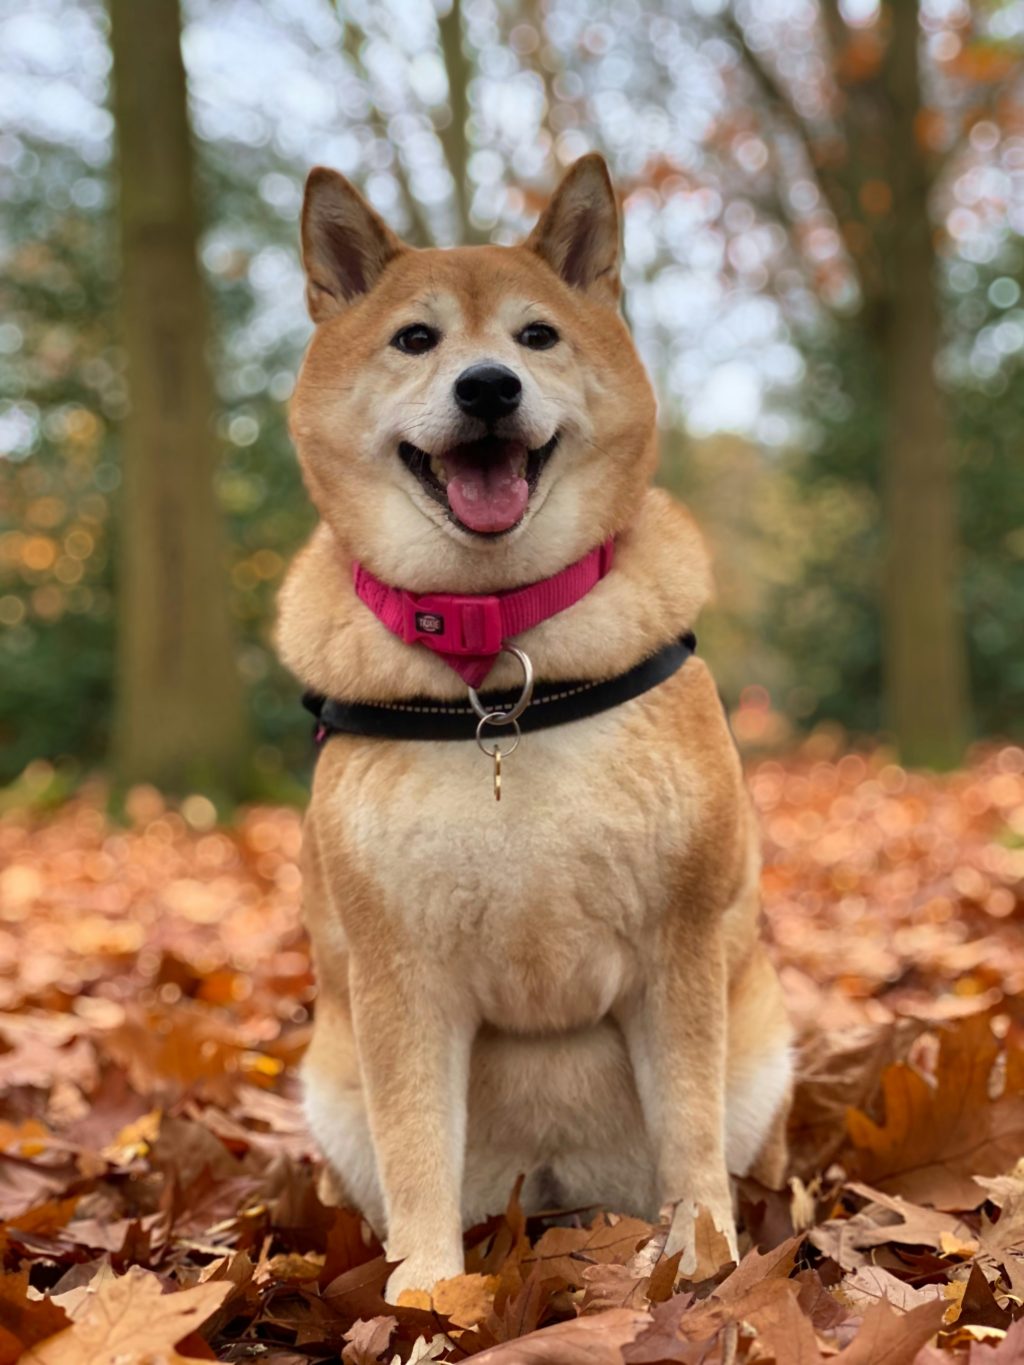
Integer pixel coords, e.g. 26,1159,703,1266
303,632,696,745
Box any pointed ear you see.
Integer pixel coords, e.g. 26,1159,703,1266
300,167,406,322
525,154,620,304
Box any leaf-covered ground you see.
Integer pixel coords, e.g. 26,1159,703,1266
0,745,1022,1363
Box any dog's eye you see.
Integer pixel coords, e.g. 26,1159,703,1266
391,324,439,355
516,322,559,351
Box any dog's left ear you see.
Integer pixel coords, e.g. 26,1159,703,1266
526,154,620,305
301,167,406,322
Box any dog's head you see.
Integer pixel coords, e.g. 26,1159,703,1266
291,155,657,591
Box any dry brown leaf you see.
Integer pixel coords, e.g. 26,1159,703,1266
713,1235,801,1302
21,1266,231,1365
846,1015,1024,1209
578,1262,651,1314
468,1306,650,1363
811,1183,979,1268
521,1214,653,1289
836,1265,946,1314
682,1205,735,1283
3,753,1023,1362
834,1298,947,1364
0,1270,70,1365
739,1280,829,1365
340,1314,397,1364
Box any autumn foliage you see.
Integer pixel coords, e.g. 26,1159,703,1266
0,745,1022,1362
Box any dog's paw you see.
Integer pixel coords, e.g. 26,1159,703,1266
664,1198,738,1283
384,1253,464,1306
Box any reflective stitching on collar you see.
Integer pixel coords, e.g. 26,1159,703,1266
372,677,604,715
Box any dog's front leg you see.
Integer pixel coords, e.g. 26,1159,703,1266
349,960,472,1302
618,924,737,1278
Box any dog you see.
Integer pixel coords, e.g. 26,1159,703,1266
276,154,793,1303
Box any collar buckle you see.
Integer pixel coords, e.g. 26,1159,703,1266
401,591,503,656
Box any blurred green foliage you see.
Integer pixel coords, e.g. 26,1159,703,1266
763,248,1024,741
0,133,315,786
3,0,1024,787
3,117,1024,783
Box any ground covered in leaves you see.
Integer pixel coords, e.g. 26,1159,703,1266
0,744,1023,1363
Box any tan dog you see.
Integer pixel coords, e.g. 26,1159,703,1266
277,154,792,1302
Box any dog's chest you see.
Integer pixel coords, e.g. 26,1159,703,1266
320,702,698,1030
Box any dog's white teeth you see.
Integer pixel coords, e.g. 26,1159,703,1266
430,455,448,485
517,458,528,478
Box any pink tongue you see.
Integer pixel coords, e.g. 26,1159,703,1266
444,444,529,534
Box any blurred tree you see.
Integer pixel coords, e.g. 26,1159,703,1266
727,0,977,766
4,0,1022,789
107,0,248,793
437,0,484,244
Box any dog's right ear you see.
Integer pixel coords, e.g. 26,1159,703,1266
301,167,405,322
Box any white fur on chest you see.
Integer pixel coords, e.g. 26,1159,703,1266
320,702,698,1031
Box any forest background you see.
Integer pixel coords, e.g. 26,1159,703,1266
3,0,1023,801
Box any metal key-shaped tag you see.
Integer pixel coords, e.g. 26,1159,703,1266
468,646,534,802
476,721,519,802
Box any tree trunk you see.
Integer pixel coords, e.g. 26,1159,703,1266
108,0,249,793
877,0,969,767
437,0,484,244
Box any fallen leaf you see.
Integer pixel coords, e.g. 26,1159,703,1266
521,1214,653,1289
836,1265,945,1314
341,1314,397,1364
0,1270,70,1364
846,1015,1024,1209
431,1273,497,1328
469,1306,650,1363
21,1266,231,1364
834,1298,947,1364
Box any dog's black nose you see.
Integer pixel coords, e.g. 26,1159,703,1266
453,364,522,423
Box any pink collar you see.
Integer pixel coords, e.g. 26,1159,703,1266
352,538,615,687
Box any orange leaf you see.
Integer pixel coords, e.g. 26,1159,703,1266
846,1015,1024,1208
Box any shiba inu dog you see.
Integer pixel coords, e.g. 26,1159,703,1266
277,154,793,1302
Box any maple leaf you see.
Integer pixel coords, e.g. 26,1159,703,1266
834,1298,947,1365
468,1305,651,1363
520,1214,654,1288
846,1015,1024,1208
21,1266,231,1365
836,1265,947,1315
578,1261,651,1314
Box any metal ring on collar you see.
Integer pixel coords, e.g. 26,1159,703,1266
468,645,535,724
476,714,521,757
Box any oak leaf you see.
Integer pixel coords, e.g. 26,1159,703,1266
846,1016,1024,1208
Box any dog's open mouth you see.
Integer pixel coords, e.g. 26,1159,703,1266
398,433,558,536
